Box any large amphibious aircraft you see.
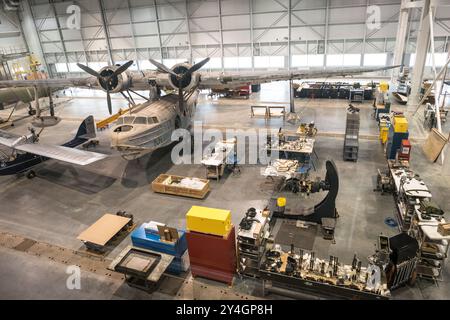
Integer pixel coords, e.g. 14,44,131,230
0,59,399,160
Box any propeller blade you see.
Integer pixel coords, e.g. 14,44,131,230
149,59,178,77
77,63,101,78
113,60,134,76
187,57,210,74
179,57,211,84
106,90,112,115
178,87,183,111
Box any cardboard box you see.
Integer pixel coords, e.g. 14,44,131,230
438,223,450,236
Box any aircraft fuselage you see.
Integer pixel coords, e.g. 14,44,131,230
110,91,199,160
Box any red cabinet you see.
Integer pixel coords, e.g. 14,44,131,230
186,226,236,285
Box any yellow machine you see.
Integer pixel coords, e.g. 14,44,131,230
379,82,389,93
186,206,232,237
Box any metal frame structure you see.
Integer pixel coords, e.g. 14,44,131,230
0,0,448,75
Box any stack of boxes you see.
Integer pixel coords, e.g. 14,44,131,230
185,206,237,285
386,115,409,160
130,221,189,274
343,110,360,161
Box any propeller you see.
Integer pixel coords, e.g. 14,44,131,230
77,60,134,114
149,57,210,111
149,59,178,77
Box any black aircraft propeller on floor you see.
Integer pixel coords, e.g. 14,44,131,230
76,60,134,114
149,57,210,110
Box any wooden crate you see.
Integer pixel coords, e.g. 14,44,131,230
151,174,210,199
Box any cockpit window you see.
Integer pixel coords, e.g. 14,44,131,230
113,125,133,133
148,116,159,124
133,117,147,124
124,117,135,124
116,117,124,125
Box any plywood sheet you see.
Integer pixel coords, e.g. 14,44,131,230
77,214,131,246
422,128,449,162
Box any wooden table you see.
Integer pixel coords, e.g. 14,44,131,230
77,213,131,250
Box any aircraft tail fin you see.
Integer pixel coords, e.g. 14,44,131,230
75,115,96,140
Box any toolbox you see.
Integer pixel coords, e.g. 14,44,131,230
186,206,232,237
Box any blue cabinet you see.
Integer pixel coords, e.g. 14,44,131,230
131,224,189,274
386,126,409,160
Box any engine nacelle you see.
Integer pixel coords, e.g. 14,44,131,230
167,63,200,92
97,66,132,93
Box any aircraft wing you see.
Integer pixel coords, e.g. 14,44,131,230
15,143,107,166
199,65,400,89
0,130,22,148
0,78,96,89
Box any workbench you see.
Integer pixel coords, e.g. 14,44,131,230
261,159,300,179
201,139,236,180
267,137,316,170
77,213,132,252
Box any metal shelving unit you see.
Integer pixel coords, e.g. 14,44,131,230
343,111,360,161
237,209,270,277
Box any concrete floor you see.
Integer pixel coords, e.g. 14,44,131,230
0,81,449,300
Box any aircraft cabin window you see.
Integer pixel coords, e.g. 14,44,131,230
124,117,135,124
133,117,147,124
148,117,159,124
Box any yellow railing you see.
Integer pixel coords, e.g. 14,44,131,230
96,106,131,130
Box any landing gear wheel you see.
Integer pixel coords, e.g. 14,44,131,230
26,170,36,179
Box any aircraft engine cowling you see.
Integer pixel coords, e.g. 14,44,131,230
97,66,132,93
167,63,200,92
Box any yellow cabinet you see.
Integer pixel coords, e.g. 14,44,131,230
186,206,232,237
393,116,408,133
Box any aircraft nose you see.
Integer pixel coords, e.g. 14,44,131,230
113,125,133,133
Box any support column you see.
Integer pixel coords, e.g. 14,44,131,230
21,0,51,76
391,0,410,82
408,0,431,112
250,0,254,71
218,0,224,72
287,0,291,71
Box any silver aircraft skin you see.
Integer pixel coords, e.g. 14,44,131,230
111,90,198,160
0,60,400,160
